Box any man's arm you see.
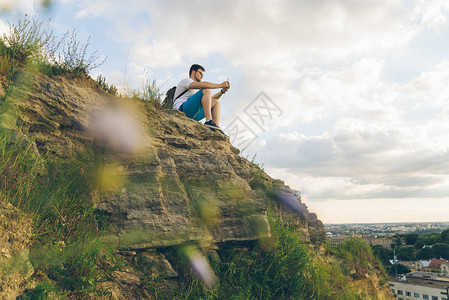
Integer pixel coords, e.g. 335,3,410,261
212,87,229,100
189,81,229,90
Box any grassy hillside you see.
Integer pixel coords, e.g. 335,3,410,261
0,16,392,299
146,215,385,299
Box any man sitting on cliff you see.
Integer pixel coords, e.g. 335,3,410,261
173,64,230,132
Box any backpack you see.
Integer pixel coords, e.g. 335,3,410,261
162,86,189,109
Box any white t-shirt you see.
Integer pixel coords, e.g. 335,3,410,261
172,78,200,110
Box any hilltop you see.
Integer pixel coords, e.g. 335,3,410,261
0,69,394,299
0,18,392,298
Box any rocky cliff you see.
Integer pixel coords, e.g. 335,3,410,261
10,71,325,242
1,71,327,296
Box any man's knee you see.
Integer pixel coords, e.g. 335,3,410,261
212,99,221,108
202,89,211,96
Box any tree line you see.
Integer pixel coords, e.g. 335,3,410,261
371,228,449,274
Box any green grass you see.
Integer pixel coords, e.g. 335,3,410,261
96,75,118,96
141,213,366,300
325,238,390,289
248,163,273,193
0,128,121,297
0,17,54,82
0,15,388,299
140,76,163,107
0,14,104,86
0,16,135,297
0,129,98,241
123,75,164,107
325,239,375,276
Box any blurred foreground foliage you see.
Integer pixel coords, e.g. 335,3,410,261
0,127,123,298
140,214,379,299
0,15,388,299
325,238,383,278
0,1,53,12
0,14,128,299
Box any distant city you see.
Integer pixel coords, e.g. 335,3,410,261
324,222,449,298
325,222,449,237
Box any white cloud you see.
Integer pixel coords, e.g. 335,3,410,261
305,197,449,223
7,0,449,223
65,0,421,85
62,0,429,131
288,59,387,122
130,40,182,68
259,116,449,197
253,54,449,208
415,0,449,32
403,59,449,107
75,0,111,18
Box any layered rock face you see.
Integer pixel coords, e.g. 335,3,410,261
8,72,325,279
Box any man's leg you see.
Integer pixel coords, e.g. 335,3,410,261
211,98,221,126
201,89,221,125
182,90,204,120
201,89,213,121
182,89,221,126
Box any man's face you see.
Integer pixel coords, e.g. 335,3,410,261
194,69,204,82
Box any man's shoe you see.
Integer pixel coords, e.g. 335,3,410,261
204,120,220,130
204,120,229,138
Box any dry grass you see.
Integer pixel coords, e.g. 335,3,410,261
0,201,34,299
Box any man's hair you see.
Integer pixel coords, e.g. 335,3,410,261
189,64,205,76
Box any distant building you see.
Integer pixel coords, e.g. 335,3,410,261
416,260,449,274
327,235,393,249
429,260,449,274
416,260,433,272
443,264,449,275
360,236,393,249
389,273,449,300
328,235,349,247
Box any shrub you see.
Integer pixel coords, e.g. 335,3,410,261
96,75,118,96
432,243,449,260
325,238,376,276
387,263,410,275
140,76,163,107
1,16,54,63
0,128,118,297
50,29,105,77
417,247,432,259
123,75,164,106
248,161,274,194
371,244,393,264
396,245,416,261
147,213,363,299
0,15,105,80
0,16,54,81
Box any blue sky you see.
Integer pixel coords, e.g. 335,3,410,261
2,0,449,224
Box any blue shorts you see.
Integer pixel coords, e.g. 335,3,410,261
180,90,205,121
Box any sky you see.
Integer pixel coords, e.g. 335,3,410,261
2,0,449,224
